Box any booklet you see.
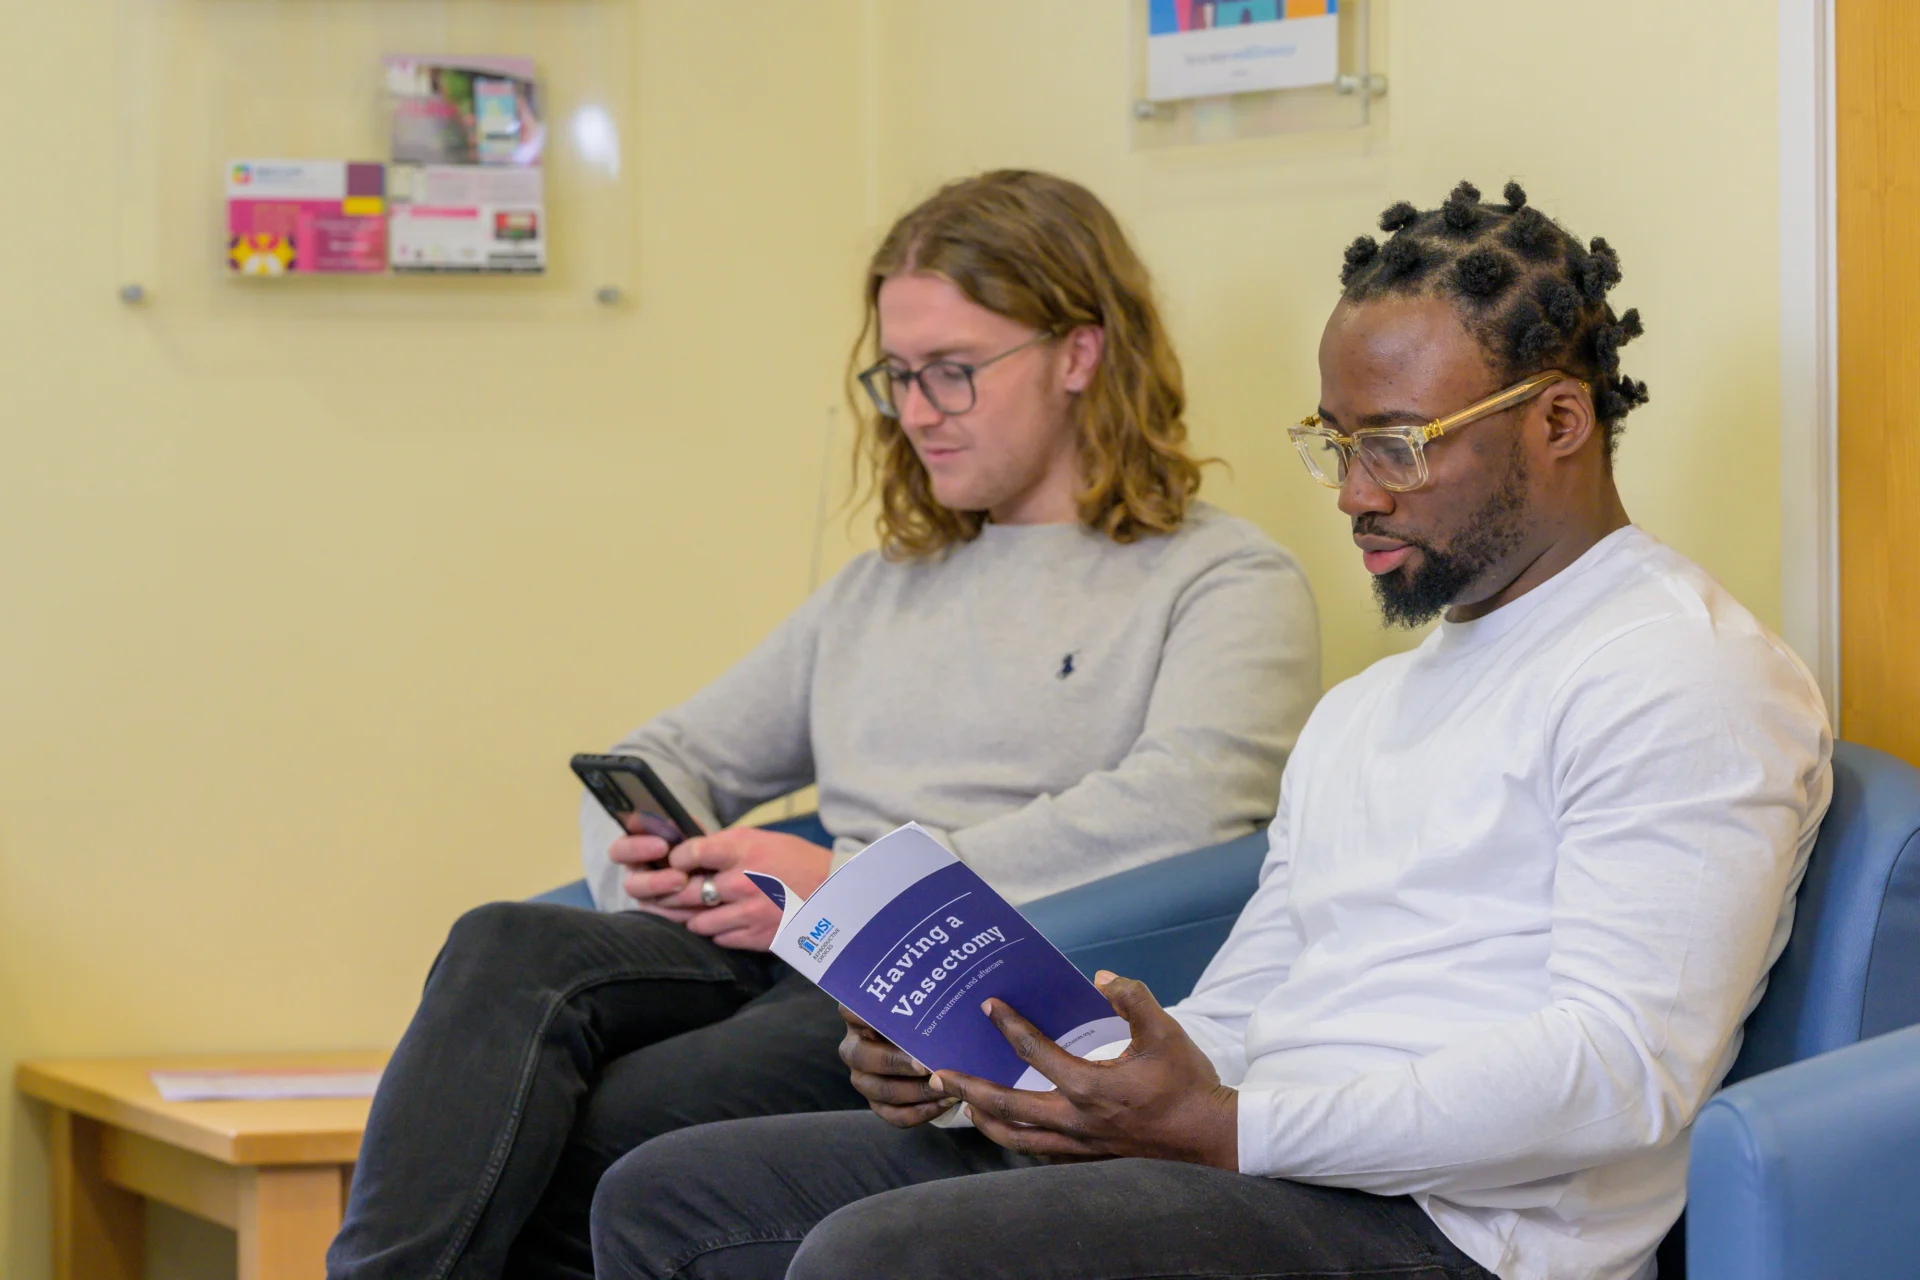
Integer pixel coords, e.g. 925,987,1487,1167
747,824,1129,1089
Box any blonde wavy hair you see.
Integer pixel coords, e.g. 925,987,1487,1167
850,170,1206,558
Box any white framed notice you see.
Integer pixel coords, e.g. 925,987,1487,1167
1130,0,1383,150
1145,0,1339,102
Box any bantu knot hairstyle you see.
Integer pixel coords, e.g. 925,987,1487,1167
1440,181,1482,235
1379,235,1430,282
1339,235,1380,287
1501,207,1558,262
1338,178,1649,458
1453,248,1513,300
1379,202,1419,233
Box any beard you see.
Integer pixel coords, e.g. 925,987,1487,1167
1363,438,1531,629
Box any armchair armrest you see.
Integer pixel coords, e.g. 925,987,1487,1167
1021,830,1269,1004
530,822,1273,1006
529,880,596,909
1687,1022,1920,1280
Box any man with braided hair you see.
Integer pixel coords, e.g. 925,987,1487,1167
1316,179,1653,630
588,182,1831,1280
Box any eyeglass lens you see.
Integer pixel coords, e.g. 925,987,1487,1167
1297,432,1423,490
864,362,976,417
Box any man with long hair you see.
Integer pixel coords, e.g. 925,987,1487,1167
326,171,1320,1280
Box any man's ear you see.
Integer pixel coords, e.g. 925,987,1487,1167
1061,325,1105,394
1539,379,1598,459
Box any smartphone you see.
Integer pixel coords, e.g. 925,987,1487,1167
570,753,706,847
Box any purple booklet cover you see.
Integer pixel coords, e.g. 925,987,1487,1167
747,824,1128,1089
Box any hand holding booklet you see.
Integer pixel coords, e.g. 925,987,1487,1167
746,824,1130,1089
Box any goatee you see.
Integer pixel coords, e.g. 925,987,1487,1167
1365,439,1530,629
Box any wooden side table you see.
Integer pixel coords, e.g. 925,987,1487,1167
16,1052,387,1280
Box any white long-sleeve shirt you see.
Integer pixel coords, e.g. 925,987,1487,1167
1170,526,1831,1280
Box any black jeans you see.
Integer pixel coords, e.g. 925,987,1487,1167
590,1111,1496,1280
326,902,864,1280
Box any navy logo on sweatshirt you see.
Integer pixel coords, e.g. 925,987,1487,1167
1057,652,1078,679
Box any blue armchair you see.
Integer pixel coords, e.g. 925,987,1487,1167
1005,743,1920,1278
1687,1023,1920,1280
1679,740,1920,1278
539,742,1920,1276
1015,743,1920,1280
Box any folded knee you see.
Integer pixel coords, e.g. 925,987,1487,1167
590,1132,718,1280
788,1197,925,1280
445,900,545,952
433,901,575,985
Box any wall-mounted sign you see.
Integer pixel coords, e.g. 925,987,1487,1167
384,54,545,168
387,163,546,274
1145,0,1339,103
384,55,547,274
220,57,546,279
225,160,387,275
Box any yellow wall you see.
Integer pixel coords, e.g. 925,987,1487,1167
872,0,1782,682
0,3,1781,1276
0,3,871,1275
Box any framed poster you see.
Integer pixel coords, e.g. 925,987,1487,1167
1145,0,1340,102
111,0,636,325
385,55,548,273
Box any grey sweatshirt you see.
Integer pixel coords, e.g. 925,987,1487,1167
581,502,1321,909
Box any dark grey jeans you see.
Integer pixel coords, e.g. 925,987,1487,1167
325,902,864,1280
590,1111,1495,1280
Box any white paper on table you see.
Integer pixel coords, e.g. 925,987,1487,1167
149,1070,382,1102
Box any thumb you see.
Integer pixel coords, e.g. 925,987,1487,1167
1095,970,1166,1039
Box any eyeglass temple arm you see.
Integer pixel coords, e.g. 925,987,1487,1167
971,329,1057,373
1420,371,1582,442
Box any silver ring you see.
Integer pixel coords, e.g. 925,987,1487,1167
699,876,721,908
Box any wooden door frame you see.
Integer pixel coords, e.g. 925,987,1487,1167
1778,0,1841,720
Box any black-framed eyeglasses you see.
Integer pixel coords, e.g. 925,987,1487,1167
857,330,1057,418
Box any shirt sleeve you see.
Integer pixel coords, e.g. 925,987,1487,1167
1233,617,1832,1195
1167,780,1306,1085
580,582,831,911
944,545,1321,905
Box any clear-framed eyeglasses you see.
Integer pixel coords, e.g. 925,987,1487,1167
1289,370,1587,493
857,330,1057,419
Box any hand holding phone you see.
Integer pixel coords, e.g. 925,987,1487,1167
617,845,699,919
605,813,678,876
572,753,704,844
572,753,707,916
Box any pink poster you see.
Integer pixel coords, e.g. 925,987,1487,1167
226,161,387,275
